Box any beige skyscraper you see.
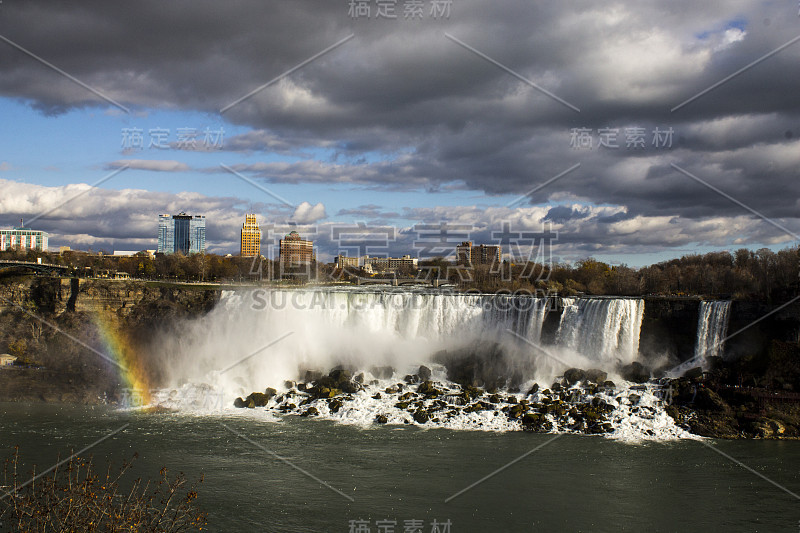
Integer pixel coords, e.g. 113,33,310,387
240,214,261,257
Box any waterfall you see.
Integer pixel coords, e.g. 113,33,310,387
694,300,731,363
154,289,654,394
555,298,645,365
156,288,551,391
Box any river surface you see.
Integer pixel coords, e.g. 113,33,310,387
1,403,798,532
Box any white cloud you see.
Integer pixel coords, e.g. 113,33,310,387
291,201,327,224
108,159,191,172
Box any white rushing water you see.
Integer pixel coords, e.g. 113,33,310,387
147,288,700,441
694,300,731,365
555,297,645,366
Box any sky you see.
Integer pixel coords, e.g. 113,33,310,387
0,0,798,265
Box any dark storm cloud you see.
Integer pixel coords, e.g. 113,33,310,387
1,0,799,252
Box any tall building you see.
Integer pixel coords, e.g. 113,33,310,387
240,214,261,257
455,241,501,267
157,213,206,254
279,231,314,266
0,227,48,252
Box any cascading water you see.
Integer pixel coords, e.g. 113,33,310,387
155,288,550,394
555,298,645,366
149,288,692,441
694,300,731,364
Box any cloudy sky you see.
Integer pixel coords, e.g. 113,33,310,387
0,0,798,264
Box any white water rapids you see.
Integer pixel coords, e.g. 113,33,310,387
147,288,698,441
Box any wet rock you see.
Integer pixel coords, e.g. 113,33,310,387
301,406,319,417
283,380,295,390
404,374,420,384
339,380,360,394
564,368,586,385
413,409,430,424
304,370,323,383
683,366,704,380
265,387,277,399
375,414,389,424
233,397,245,408
372,393,382,400
245,392,271,407
417,380,440,396
551,382,562,392
385,386,399,394
526,383,539,396
328,398,344,413
585,369,608,384
370,366,395,379
464,402,487,413
507,404,527,419
695,387,729,412
354,373,365,384
628,394,641,405
329,368,352,385
418,365,432,381
620,362,650,383
602,380,617,390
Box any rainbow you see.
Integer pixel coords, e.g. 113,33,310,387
93,313,151,406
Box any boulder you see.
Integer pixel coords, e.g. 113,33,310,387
375,414,389,424
418,365,432,381
413,409,430,424
564,368,586,385
417,380,439,396
372,393,382,400
526,383,539,396
329,368,352,385
233,397,245,408
303,370,323,383
245,392,271,407
354,372,365,384
370,366,395,379
404,374,420,384
682,366,704,380
328,398,344,413
340,380,360,394
301,406,319,417
585,369,608,384
620,362,650,384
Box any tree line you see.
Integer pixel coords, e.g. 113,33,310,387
1,245,797,300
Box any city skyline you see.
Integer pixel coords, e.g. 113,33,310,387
0,2,798,266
